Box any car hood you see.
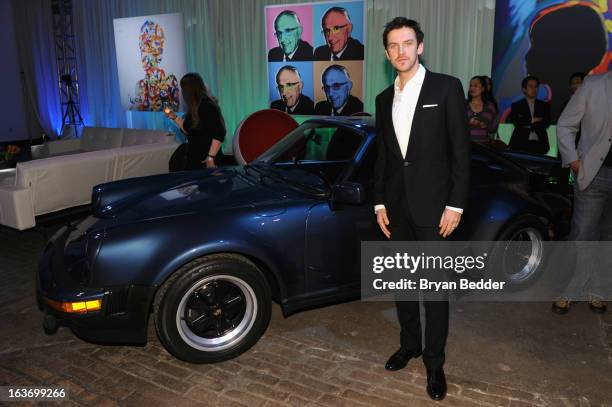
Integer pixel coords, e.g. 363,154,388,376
91,167,290,222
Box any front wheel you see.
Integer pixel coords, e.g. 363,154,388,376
153,254,272,363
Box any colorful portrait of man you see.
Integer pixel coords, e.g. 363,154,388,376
314,64,363,116
270,65,315,115
313,3,364,61
493,0,611,123
130,19,180,112
267,9,314,62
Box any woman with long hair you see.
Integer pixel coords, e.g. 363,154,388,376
164,72,226,169
480,75,498,114
466,76,498,142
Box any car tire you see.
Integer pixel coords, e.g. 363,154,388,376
488,215,549,289
153,253,272,363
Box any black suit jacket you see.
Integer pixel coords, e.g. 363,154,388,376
314,94,363,116
507,98,551,154
313,37,364,61
268,40,313,62
374,71,471,227
270,94,315,115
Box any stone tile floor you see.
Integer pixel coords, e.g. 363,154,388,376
0,224,611,406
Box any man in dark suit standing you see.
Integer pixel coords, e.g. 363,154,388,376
507,76,551,155
314,7,364,61
268,10,313,62
373,18,470,401
270,66,314,115
314,65,363,116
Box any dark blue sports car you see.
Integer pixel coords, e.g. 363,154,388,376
37,117,569,363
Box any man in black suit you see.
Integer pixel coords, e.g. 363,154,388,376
268,10,313,62
314,65,363,116
313,7,364,61
507,76,551,155
270,66,314,115
373,18,470,401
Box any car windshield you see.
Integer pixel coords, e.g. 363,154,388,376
253,122,365,194
256,122,364,164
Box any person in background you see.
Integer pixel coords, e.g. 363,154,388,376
467,76,498,142
560,72,586,147
481,75,498,114
164,73,226,170
507,76,551,155
554,71,612,314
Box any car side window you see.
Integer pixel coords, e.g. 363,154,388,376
304,126,363,162
351,140,377,187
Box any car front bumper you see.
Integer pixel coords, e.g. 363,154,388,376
37,226,156,345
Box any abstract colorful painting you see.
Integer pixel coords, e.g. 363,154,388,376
492,0,611,123
114,13,187,112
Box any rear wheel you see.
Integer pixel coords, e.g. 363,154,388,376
489,215,548,289
154,254,272,363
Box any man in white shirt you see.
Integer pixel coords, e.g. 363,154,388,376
507,76,551,154
373,17,470,401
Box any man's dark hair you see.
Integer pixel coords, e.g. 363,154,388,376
382,17,424,48
569,72,586,83
521,75,539,88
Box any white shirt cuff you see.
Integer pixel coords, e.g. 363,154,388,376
446,206,463,214
375,204,462,214
374,204,386,214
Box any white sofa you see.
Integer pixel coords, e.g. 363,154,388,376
0,126,179,230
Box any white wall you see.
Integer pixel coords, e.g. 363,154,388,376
0,0,29,142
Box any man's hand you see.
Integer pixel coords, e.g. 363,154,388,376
439,208,462,238
532,117,542,123
570,159,580,174
376,208,391,239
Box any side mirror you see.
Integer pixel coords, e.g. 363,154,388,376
331,181,365,205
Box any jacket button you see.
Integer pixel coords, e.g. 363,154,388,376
403,161,411,167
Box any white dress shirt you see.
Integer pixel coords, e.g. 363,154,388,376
284,47,298,62
526,99,538,141
331,45,347,61
375,64,463,215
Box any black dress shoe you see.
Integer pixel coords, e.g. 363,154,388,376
384,348,421,371
589,299,607,314
552,298,571,314
426,368,447,401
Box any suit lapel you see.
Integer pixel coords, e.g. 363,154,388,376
522,99,533,122
405,70,430,160
381,86,404,160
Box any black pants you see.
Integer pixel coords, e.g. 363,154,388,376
389,206,449,371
